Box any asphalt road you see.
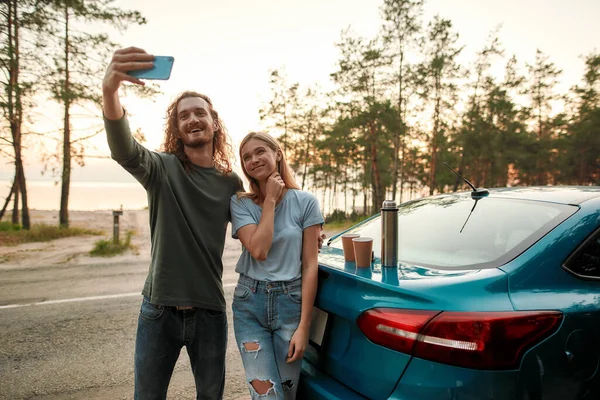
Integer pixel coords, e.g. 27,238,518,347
0,253,250,399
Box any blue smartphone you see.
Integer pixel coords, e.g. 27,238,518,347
128,56,174,80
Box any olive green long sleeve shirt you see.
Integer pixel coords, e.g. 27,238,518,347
104,114,242,311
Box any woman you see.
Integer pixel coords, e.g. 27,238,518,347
230,132,323,399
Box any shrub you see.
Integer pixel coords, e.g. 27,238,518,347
322,209,373,234
0,223,101,246
0,222,21,232
324,209,372,224
90,230,135,257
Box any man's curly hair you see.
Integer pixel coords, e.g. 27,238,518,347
161,91,233,174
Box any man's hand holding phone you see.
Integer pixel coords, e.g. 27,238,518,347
102,47,174,120
102,47,154,93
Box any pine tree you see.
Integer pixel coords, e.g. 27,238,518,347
380,0,423,201
41,0,146,227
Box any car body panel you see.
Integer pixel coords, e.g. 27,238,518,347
503,197,600,398
389,358,518,399
299,187,600,400
305,248,514,398
300,359,368,399
317,247,514,312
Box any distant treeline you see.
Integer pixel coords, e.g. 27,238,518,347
259,0,600,215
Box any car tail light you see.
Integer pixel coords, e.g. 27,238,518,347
357,309,440,354
357,308,563,370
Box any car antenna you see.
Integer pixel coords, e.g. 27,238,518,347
443,162,489,198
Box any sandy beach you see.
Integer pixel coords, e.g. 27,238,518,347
0,209,154,269
0,208,337,270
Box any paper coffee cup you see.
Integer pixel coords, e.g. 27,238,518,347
341,234,360,261
352,237,373,268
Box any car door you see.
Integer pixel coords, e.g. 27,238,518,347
560,227,600,399
506,200,600,400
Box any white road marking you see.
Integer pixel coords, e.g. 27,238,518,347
0,282,237,310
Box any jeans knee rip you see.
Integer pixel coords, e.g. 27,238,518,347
248,378,276,397
241,341,261,359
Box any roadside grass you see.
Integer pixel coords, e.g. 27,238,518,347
323,210,373,236
90,230,137,257
0,221,103,246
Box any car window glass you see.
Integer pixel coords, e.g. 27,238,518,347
330,196,577,269
564,232,600,278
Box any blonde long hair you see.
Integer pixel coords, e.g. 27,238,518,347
237,132,299,204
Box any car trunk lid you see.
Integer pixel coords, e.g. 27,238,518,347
306,248,512,400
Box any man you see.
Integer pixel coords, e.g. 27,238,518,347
103,47,242,400
102,47,324,400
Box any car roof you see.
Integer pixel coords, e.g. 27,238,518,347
439,186,600,206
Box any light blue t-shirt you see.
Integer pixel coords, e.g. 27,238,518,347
230,189,324,281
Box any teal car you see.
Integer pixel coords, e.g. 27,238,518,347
299,186,600,399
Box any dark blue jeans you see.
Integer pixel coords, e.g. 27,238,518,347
134,297,227,400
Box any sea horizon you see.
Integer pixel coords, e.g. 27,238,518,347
0,180,148,212
1,179,420,215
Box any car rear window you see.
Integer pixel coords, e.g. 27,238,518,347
331,195,577,269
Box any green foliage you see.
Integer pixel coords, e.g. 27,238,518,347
0,222,22,232
0,0,43,229
259,17,599,216
258,15,600,214
323,209,373,232
557,53,600,185
36,0,149,227
5,0,599,234
324,209,371,224
0,0,151,228
90,230,135,257
0,223,101,246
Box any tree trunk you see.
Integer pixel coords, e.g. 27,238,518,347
331,171,337,211
343,168,348,212
11,177,19,224
282,108,288,157
59,6,71,227
363,186,368,216
453,153,464,192
392,135,400,200
362,159,368,215
578,148,586,185
351,167,356,213
15,153,29,228
0,181,16,221
429,77,441,195
12,0,30,229
321,174,327,216
369,121,383,210
399,127,406,202
392,52,405,201
7,0,23,226
535,86,545,186
301,125,310,190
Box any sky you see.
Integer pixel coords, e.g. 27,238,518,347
2,0,599,183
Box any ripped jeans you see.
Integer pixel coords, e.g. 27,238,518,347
232,274,302,400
